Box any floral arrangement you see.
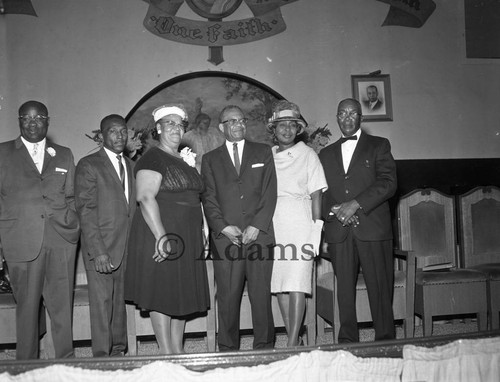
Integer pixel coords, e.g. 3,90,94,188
85,128,144,158
46,147,56,157
180,147,197,167
303,123,332,153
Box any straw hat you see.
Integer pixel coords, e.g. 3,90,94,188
266,100,306,134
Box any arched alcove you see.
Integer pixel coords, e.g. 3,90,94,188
125,72,280,156
125,71,331,158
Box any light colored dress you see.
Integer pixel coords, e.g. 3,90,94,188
271,141,328,294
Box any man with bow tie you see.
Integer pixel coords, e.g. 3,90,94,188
319,98,397,343
0,100,80,359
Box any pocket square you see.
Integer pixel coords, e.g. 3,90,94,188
55,167,68,173
252,163,264,168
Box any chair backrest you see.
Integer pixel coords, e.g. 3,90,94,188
459,186,500,267
397,188,457,269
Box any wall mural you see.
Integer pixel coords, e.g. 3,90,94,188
86,72,331,160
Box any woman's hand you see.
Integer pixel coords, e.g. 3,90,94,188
153,235,171,263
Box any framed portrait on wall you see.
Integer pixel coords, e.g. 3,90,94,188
351,74,393,122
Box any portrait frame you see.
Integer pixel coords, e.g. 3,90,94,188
351,74,393,122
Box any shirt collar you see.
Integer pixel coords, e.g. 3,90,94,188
103,146,123,161
225,139,245,149
342,129,362,140
21,136,46,151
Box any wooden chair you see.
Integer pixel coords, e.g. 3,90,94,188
458,186,500,330
397,188,488,337
126,258,217,354
316,252,414,343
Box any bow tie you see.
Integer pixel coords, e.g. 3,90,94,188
340,136,357,144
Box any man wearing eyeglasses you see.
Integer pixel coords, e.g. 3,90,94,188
319,98,397,343
0,100,80,359
201,105,277,351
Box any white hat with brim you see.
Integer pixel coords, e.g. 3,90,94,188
152,105,187,122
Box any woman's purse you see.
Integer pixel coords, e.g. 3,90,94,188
0,261,12,294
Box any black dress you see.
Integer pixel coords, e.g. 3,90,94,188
125,147,210,316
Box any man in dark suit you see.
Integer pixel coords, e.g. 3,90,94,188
319,98,397,343
75,115,136,357
201,105,277,351
362,85,383,113
0,100,80,359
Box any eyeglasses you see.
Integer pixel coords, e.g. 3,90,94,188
221,118,248,126
159,120,184,131
18,115,49,124
336,111,360,119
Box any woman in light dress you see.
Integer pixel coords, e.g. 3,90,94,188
268,100,327,347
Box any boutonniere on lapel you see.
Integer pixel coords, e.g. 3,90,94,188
180,147,196,167
365,160,370,168
46,147,56,157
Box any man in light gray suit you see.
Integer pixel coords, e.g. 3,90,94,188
0,100,80,359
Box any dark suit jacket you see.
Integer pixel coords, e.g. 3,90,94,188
319,132,397,243
75,148,136,270
0,137,80,261
201,140,277,245
363,99,383,112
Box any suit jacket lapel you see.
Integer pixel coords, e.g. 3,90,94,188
125,157,135,210
41,140,55,174
347,133,366,174
221,143,239,177
333,141,345,174
15,136,40,174
239,141,251,176
99,149,129,206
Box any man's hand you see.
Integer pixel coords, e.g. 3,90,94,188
221,225,243,247
330,200,361,227
94,254,115,274
242,225,259,245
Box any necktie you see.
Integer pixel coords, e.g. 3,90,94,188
340,136,357,144
117,154,125,190
233,142,241,175
32,143,42,172
31,143,38,157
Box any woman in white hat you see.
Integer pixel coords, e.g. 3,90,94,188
125,103,210,354
268,100,327,347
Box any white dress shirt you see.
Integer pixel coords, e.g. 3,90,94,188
341,130,361,173
225,139,245,168
21,137,46,173
104,147,129,203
